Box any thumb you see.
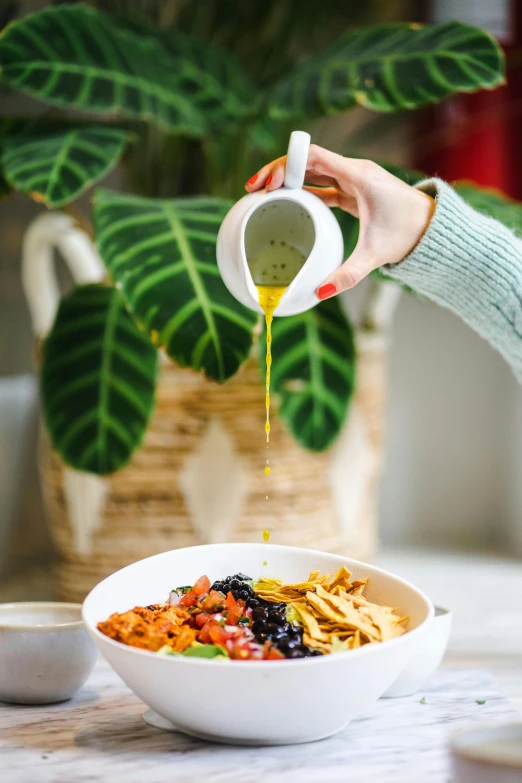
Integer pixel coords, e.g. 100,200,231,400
316,242,374,300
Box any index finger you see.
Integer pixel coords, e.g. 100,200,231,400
245,144,362,194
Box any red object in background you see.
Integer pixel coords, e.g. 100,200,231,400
418,1,522,200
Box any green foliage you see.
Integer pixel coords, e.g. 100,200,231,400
41,284,158,475
262,297,356,451
0,4,251,135
0,2,512,465
268,21,504,119
92,190,257,382
2,124,131,207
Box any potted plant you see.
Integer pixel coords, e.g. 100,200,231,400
0,2,515,598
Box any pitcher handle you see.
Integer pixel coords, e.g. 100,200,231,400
284,130,311,190
21,212,106,339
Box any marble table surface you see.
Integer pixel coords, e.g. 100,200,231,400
1,548,521,781
0,663,518,783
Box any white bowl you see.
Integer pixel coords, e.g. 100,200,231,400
83,544,434,745
0,602,97,704
451,722,522,783
383,606,452,697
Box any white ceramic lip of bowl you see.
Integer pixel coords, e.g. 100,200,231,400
383,604,452,697
451,722,522,768
0,602,84,631
0,601,97,705
83,543,434,669
83,544,434,743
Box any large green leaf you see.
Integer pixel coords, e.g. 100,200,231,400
92,190,257,382
0,4,251,134
262,297,356,451
268,21,504,119
2,124,130,207
41,284,158,475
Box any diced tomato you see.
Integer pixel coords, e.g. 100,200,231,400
225,591,238,611
197,622,213,643
194,612,211,628
200,590,225,611
208,624,229,646
262,641,285,660
180,590,198,607
265,646,285,660
192,575,211,596
228,637,257,660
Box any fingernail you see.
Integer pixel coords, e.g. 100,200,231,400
317,283,337,300
246,173,258,187
266,174,273,187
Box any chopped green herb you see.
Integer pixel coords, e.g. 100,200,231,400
476,700,486,705
419,697,427,705
177,586,192,594
238,616,250,625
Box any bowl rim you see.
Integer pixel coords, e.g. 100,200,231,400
83,543,435,667
0,601,84,632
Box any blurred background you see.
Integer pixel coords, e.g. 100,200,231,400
2,0,522,598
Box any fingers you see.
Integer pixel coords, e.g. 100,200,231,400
316,244,374,300
245,155,285,192
246,144,369,197
303,186,340,207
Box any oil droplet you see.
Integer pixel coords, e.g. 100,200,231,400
263,529,270,542
264,465,271,475
263,561,268,566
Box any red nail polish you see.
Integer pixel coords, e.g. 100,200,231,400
317,283,337,300
246,173,258,187
266,174,273,187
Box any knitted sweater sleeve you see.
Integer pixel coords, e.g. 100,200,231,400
381,178,522,381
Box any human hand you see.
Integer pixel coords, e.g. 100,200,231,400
245,145,434,299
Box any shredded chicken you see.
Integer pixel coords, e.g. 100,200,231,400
97,603,196,652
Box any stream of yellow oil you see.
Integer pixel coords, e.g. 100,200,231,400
257,285,287,448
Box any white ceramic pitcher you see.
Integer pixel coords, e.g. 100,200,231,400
216,131,344,316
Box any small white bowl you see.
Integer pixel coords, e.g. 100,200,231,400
83,543,434,745
383,605,452,697
0,602,97,704
451,722,522,783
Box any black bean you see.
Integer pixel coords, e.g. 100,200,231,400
229,579,241,590
246,598,259,609
268,611,286,626
287,649,306,658
265,623,281,637
234,573,252,582
225,576,233,584
252,607,269,622
221,584,231,594
238,589,250,601
252,619,267,635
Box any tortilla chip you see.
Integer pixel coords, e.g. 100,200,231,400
294,603,329,642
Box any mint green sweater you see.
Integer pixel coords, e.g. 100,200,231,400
383,179,522,380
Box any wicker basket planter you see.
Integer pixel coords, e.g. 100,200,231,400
24,211,391,602
41,334,387,602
